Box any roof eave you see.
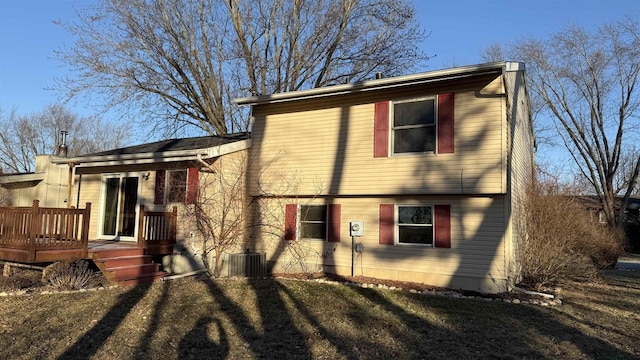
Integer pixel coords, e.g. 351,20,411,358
234,62,524,106
51,139,252,167
0,173,45,184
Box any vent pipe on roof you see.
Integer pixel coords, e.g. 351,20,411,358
375,72,384,80
57,130,68,157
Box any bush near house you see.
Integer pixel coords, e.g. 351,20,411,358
518,183,625,290
44,259,103,291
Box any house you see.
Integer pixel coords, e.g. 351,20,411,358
51,133,250,246
1,61,533,292
237,62,534,293
0,133,251,283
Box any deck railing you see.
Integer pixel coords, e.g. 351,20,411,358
137,205,177,251
0,200,91,262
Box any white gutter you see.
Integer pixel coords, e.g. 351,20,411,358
51,139,251,167
235,62,522,106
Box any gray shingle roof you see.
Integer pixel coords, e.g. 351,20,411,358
83,133,250,157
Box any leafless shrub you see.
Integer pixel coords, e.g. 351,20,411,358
45,259,100,290
519,182,625,290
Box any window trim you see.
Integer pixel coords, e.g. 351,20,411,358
390,96,438,156
395,204,435,247
298,204,328,241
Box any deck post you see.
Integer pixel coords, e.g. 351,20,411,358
81,203,91,258
28,200,40,262
137,205,146,248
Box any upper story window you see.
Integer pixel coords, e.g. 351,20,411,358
392,97,436,154
397,205,434,246
374,93,453,158
166,170,187,203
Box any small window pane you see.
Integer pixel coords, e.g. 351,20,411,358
398,206,432,225
301,205,327,222
394,99,435,127
394,127,436,153
398,226,433,245
300,223,326,240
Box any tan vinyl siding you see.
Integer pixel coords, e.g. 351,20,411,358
2,182,39,207
251,195,509,293
2,156,69,208
504,70,535,280
74,173,102,240
249,75,507,197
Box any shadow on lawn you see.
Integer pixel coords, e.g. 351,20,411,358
56,282,153,360
199,277,313,359
53,275,635,359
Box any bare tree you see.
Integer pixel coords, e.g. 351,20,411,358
480,44,552,147
55,0,428,136
182,152,250,277
511,19,640,229
0,104,130,173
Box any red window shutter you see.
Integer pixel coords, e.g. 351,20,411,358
328,204,341,243
374,101,389,158
437,93,455,154
379,204,394,245
186,167,199,204
154,170,166,205
434,205,451,248
284,204,298,241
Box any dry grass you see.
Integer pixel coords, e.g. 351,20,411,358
0,271,638,359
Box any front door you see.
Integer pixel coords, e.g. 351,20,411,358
101,175,139,240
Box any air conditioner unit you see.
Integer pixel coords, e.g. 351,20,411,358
227,253,266,278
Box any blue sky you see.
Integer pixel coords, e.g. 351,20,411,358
1,0,639,147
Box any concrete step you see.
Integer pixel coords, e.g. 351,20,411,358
117,271,168,287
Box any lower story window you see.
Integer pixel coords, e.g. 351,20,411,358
299,205,327,240
166,169,187,203
397,205,433,245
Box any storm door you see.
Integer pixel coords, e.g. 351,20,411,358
101,175,140,240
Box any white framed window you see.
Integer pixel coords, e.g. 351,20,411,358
392,97,437,154
396,204,434,246
165,169,187,203
299,205,328,240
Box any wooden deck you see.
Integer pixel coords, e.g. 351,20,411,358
0,200,91,263
0,201,177,264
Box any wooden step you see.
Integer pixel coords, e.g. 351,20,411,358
89,247,144,259
94,255,153,268
87,245,168,287
108,263,162,280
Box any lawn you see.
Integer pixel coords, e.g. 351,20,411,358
0,271,638,359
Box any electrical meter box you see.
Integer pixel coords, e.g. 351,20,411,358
350,221,364,237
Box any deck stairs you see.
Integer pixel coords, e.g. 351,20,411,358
88,246,167,287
